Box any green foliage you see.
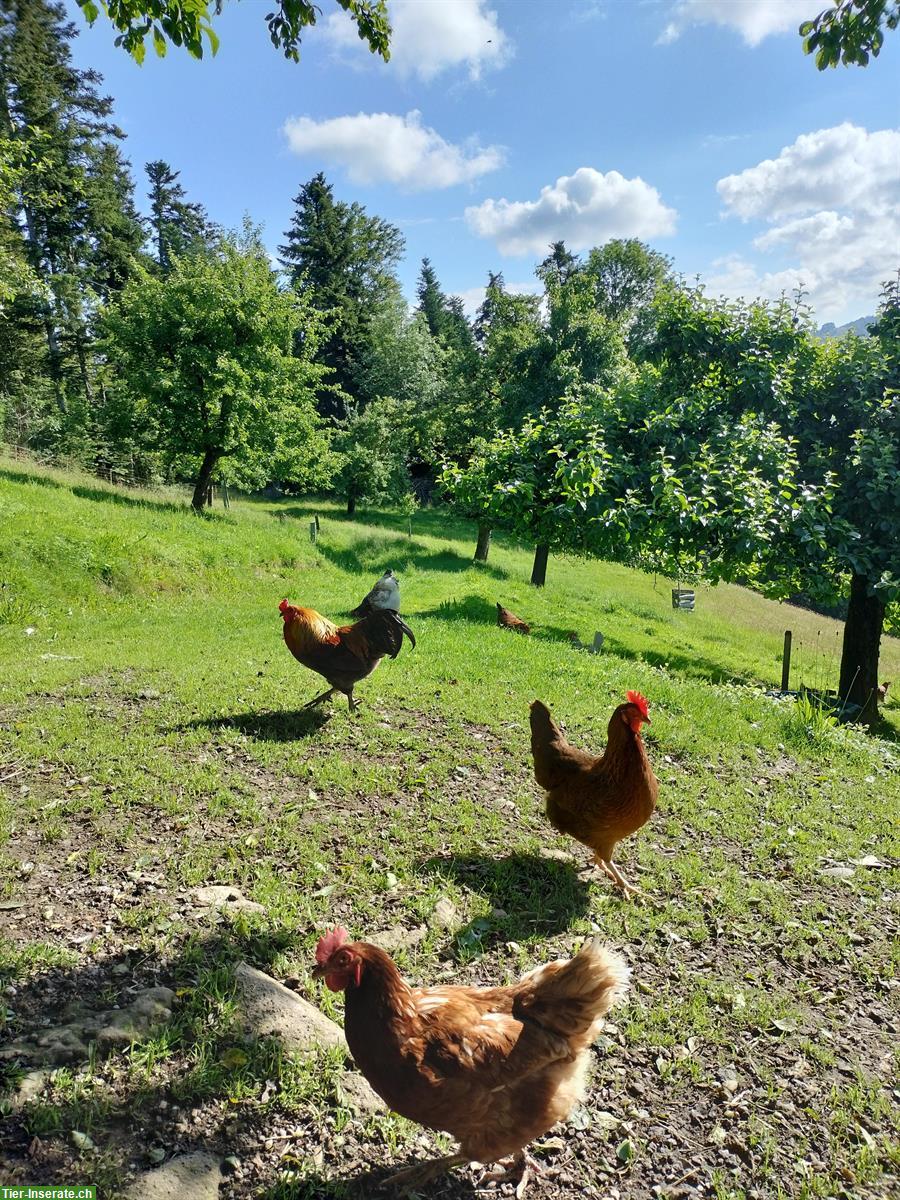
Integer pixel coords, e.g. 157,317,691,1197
0,0,145,445
75,0,391,65
0,133,43,312
800,0,900,67
279,172,404,417
145,159,218,273
584,238,675,357
101,225,332,507
332,396,409,512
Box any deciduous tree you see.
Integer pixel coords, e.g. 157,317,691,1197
103,226,331,511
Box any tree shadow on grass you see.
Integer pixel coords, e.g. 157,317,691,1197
0,466,199,518
600,633,758,687
313,537,510,583
415,595,497,625
420,852,591,948
177,707,333,743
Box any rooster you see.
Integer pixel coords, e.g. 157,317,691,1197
350,569,400,619
279,600,414,713
497,602,530,635
530,691,658,900
877,680,891,705
313,926,627,1195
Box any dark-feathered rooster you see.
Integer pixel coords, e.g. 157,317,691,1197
279,600,415,713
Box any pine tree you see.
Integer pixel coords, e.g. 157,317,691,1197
145,159,216,273
0,0,143,437
279,172,404,417
416,257,446,340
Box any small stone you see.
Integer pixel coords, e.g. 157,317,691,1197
148,1148,166,1164
431,897,458,930
125,1151,222,1200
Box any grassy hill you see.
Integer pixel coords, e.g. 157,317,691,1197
1,456,898,1199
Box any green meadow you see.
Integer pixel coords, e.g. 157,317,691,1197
1,455,897,1200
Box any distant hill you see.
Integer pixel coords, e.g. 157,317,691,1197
815,314,875,340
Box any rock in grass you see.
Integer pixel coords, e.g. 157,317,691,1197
125,1151,222,1200
370,923,427,953
232,963,382,1114
234,962,345,1053
191,885,265,917
337,1070,384,1114
0,987,174,1067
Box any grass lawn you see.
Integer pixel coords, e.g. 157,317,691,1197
0,455,898,1200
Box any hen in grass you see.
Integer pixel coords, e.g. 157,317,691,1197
313,926,627,1195
530,692,658,899
279,600,414,714
497,602,530,634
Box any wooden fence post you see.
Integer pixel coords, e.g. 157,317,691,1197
781,630,792,692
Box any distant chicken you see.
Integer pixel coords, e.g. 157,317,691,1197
877,680,891,705
350,569,400,619
530,692,658,899
279,600,414,713
313,926,628,1194
497,602,530,635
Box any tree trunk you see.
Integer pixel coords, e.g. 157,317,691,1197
347,492,357,516
838,573,885,724
22,204,66,415
191,448,220,512
474,524,492,563
531,543,550,587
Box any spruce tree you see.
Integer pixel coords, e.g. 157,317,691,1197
0,0,143,435
145,159,216,272
279,172,403,417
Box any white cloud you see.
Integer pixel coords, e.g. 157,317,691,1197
453,280,542,317
717,123,900,220
282,111,504,191
465,167,677,256
709,124,900,322
323,0,511,82
659,0,810,46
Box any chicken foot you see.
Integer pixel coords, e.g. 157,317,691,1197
302,687,336,709
382,1152,467,1191
478,1150,545,1198
595,856,649,902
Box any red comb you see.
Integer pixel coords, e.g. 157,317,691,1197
315,926,349,965
626,690,649,718
279,598,290,614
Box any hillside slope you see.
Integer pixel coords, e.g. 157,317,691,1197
1,458,898,1199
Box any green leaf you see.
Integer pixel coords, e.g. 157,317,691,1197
203,21,221,56
152,26,167,58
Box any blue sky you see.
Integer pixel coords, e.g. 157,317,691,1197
66,0,899,325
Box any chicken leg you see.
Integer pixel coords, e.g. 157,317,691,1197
595,855,648,902
478,1150,545,1198
383,1152,467,1191
302,687,336,709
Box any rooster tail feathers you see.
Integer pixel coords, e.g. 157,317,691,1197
355,608,416,658
394,613,416,650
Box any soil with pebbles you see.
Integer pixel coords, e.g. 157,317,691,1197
1,694,897,1199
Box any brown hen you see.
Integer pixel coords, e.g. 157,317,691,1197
497,603,530,634
313,927,627,1194
530,692,658,899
